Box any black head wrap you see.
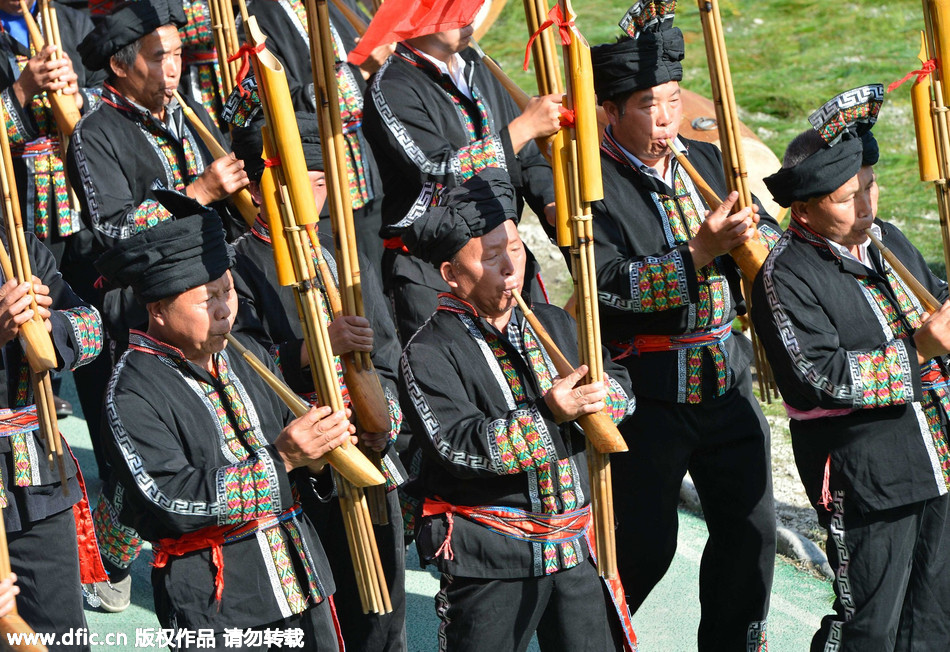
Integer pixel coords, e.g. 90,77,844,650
764,84,884,207
95,190,234,303
78,0,187,72
403,168,518,266
591,1,684,103
227,79,323,182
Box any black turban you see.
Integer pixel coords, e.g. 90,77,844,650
591,31,684,103
79,0,186,72
95,190,234,303
403,168,518,266
764,84,883,207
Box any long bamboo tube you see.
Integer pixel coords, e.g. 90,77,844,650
224,333,385,487
0,97,64,489
555,0,618,579
923,0,950,275
512,290,627,453
913,32,940,182
866,231,942,313
305,0,390,434
18,0,79,137
239,5,391,614
0,505,47,652
172,91,258,227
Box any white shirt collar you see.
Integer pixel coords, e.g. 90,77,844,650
823,222,882,268
417,50,472,100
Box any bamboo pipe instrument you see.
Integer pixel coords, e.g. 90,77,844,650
308,227,387,524
171,91,258,228
0,110,64,488
207,0,240,95
512,289,627,453
913,32,940,182
18,0,80,137
556,0,617,579
305,0,391,434
330,0,367,35
666,139,771,281
0,505,47,652
922,0,950,274
225,333,385,487
866,230,942,313
240,6,391,613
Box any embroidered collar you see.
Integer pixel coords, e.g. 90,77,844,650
788,217,883,277
250,215,270,244
128,330,189,361
101,84,183,137
396,43,475,89
601,127,684,195
437,292,480,317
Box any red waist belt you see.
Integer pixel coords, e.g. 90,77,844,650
17,137,60,159
422,498,591,561
611,324,733,361
383,236,409,253
152,503,302,602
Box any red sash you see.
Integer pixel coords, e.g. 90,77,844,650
152,504,302,602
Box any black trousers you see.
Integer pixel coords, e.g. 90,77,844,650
306,488,406,652
170,598,341,651
9,506,89,652
812,488,950,652
435,558,624,652
613,371,775,651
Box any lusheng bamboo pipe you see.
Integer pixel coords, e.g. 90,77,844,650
512,289,628,453
330,0,367,35
696,0,776,403
224,333,385,487
0,503,47,652
866,230,942,313
308,227,388,525
207,0,240,96
556,0,618,580
171,91,259,228
240,5,391,614
305,0,390,435
0,103,64,491
913,31,940,182
17,0,79,137
923,0,950,274
666,139,771,282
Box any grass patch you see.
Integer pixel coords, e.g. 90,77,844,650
481,0,943,263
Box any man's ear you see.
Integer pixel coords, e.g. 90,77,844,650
109,56,127,80
146,299,166,326
790,200,809,226
602,99,621,129
440,261,458,289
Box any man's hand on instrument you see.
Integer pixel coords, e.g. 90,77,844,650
359,430,389,453
509,93,562,154
186,153,249,206
328,315,374,355
689,191,757,269
543,364,606,424
915,301,950,363
543,202,557,227
275,405,356,473
0,277,52,346
12,45,79,106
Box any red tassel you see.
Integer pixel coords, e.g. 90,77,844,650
523,5,575,71
818,454,833,512
887,59,936,93
227,43,266,97
434,512,455,561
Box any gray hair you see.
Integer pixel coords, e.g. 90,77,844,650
107,38,144,80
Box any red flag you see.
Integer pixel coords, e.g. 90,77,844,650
347,0,486,67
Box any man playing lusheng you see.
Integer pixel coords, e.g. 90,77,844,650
360,0,561,345
588,4,779,648
752,85,950,651
95,194,353,649
399,169,637,652
226,95,408,652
